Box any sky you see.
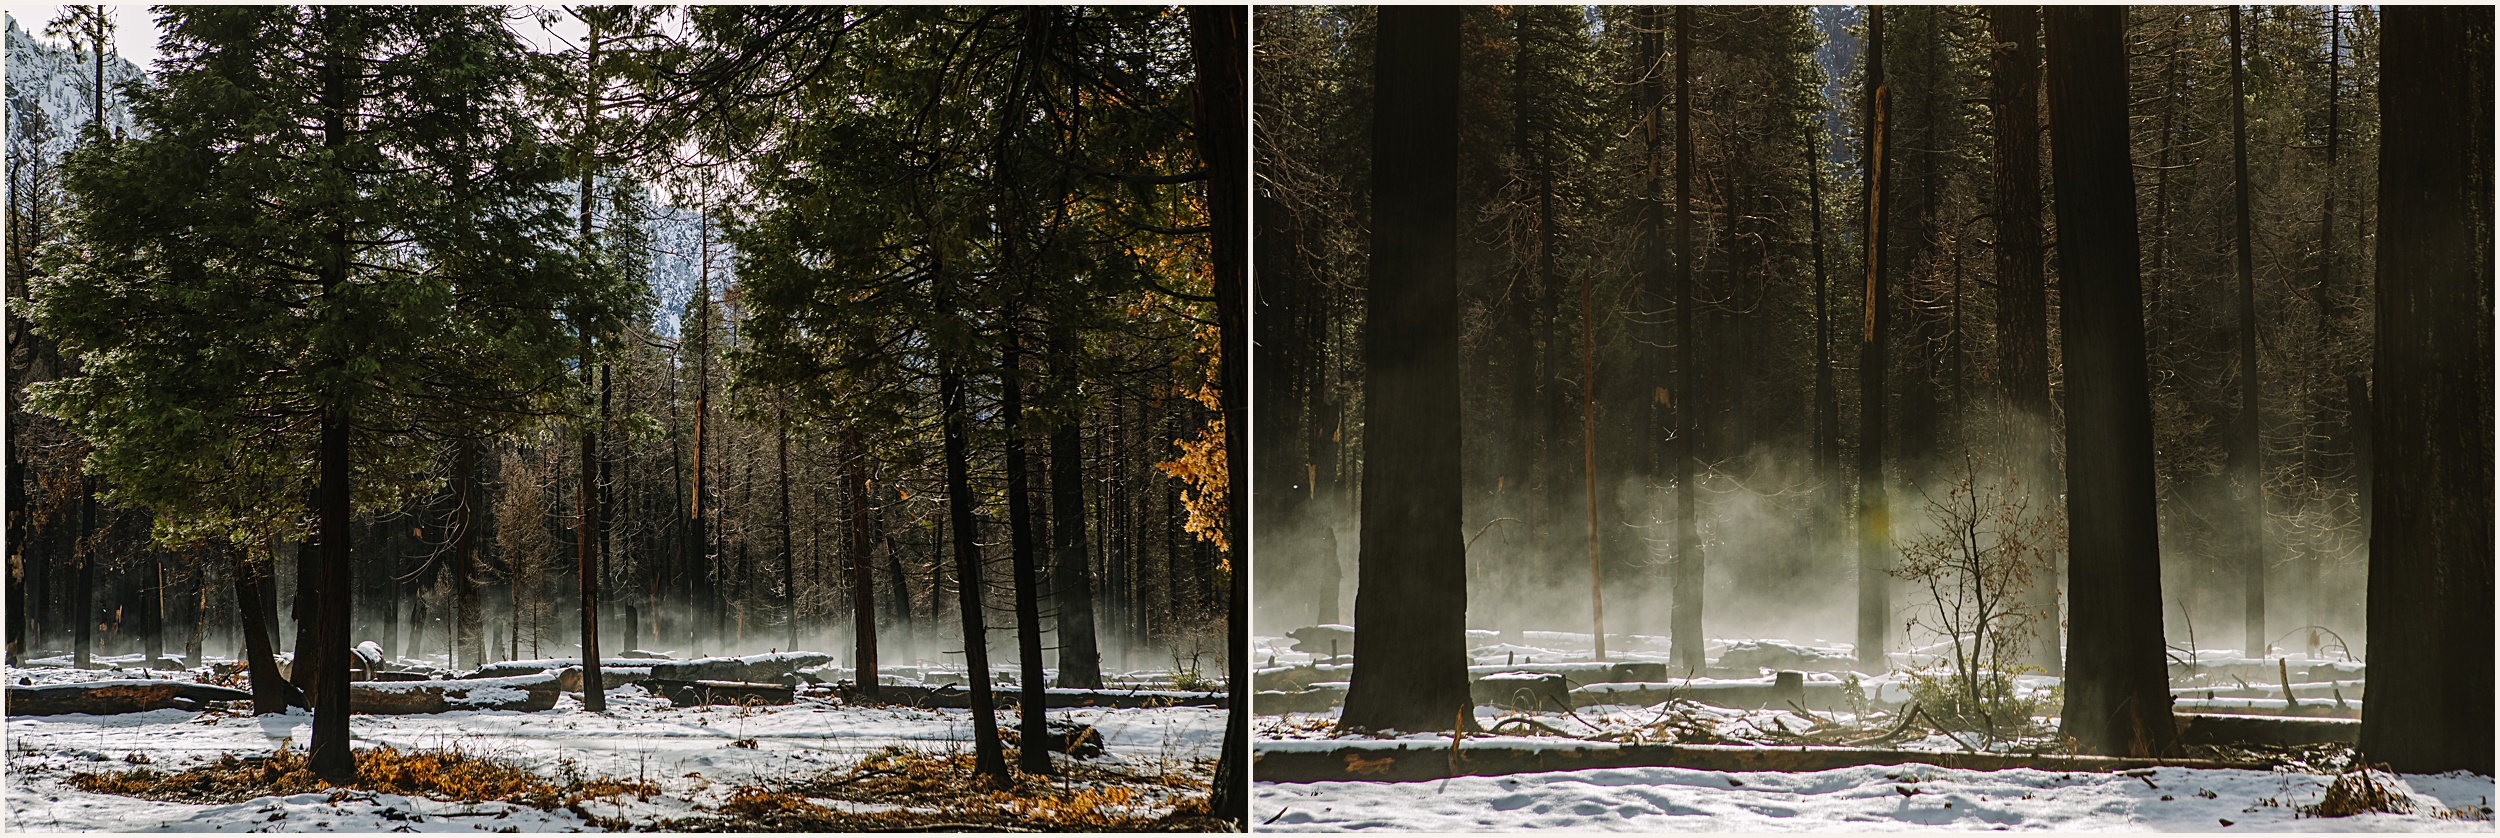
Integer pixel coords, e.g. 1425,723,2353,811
4,5,590,71
6,5,161,68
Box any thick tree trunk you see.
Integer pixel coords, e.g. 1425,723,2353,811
1988,5,2057,674
1192,4,1248,820
307,406,356,779
1669,6,1703,674
1048,341,1102,689
1340,5,1472,735
2359,6,2492,777
2226,5,2266,658
2044,6,2178,759
233,546,296,714
1855,8,1893,672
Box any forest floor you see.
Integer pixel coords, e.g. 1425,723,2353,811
1250,631,2490,831
5,654,1225,832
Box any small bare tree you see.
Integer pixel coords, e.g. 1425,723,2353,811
1890,454,2062,736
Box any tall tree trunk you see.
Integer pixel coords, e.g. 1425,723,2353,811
1989,5,2056,674
232,545,296,714
1002,330,1051,776
73,476,94,669
2226,5,2266,658
1048,336,1101,689
1340,5,1471,735
940,352,1010,786
687,216,713,658
2044,6,2178,759
844,427,879,698
307,405,356,779
779,417,797,652
1855,7,1893,672
1191,4,1249,820
577,333,605,712
453,437,483,670
1669,6,1703,673
2360,5,2492,777
1808,121,1836,547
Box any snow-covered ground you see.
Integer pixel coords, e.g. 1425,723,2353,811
1256,763,2494,832
1251,630,2487,831
5,660,1223,832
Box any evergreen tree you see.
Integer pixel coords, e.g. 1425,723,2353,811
29,6,623,779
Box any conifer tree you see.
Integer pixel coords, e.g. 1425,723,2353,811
30,6,623,779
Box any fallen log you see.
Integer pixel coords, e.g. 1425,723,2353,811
647,679,797,708
851,683,1228,710
649,652,833,686
1252,742,2273,783
1571,672,1831,711
1475,672,1571,711
2174,712,2360,747
348,674,560,715
467,658,662,681
5,680,255,716
1255,688,1345,714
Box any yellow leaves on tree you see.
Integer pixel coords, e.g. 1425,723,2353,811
1157,381,1229,555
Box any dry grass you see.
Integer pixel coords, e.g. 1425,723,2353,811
663,746,1222,832
2299,767,2415,818
69,744,654,813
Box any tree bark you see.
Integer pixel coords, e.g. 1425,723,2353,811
1048,339,1101,689
1669,6,1703,674
453,437,482,670
1002,329,1052,777
1988,4,2056,674
1855,7,1893,672
2226,5,2266,658
2359,5,2492,777
1191,3,1248,821
1340,5,1472,735
843,426,878,698
940,352,1009,786
2044,6,2178,758
232,545,297,714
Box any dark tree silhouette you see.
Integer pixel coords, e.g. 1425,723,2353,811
2359,5,2493,778
1340,5,1473,735
2044,6,2177,759
1988,5,2055,674
1855,7,1893,672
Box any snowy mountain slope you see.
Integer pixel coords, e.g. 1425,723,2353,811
4,13,145,159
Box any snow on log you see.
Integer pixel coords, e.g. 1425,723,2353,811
853,683,1229,710
5,680,255,716
1251,742,2270,783
647,652,834,685
466,659,655,685
348,673,561,715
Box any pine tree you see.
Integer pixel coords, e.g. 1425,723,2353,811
29,6,624,779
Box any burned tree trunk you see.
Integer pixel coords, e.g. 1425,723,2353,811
2359,6,2493,777
1340,5,1473,735
2043,6,2178,758
1989,4,2057,674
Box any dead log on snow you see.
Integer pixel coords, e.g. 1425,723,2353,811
647,679,797,707
5,680,255,716
348,674,561,715
850,683,1227,710
1252,742,2271,783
